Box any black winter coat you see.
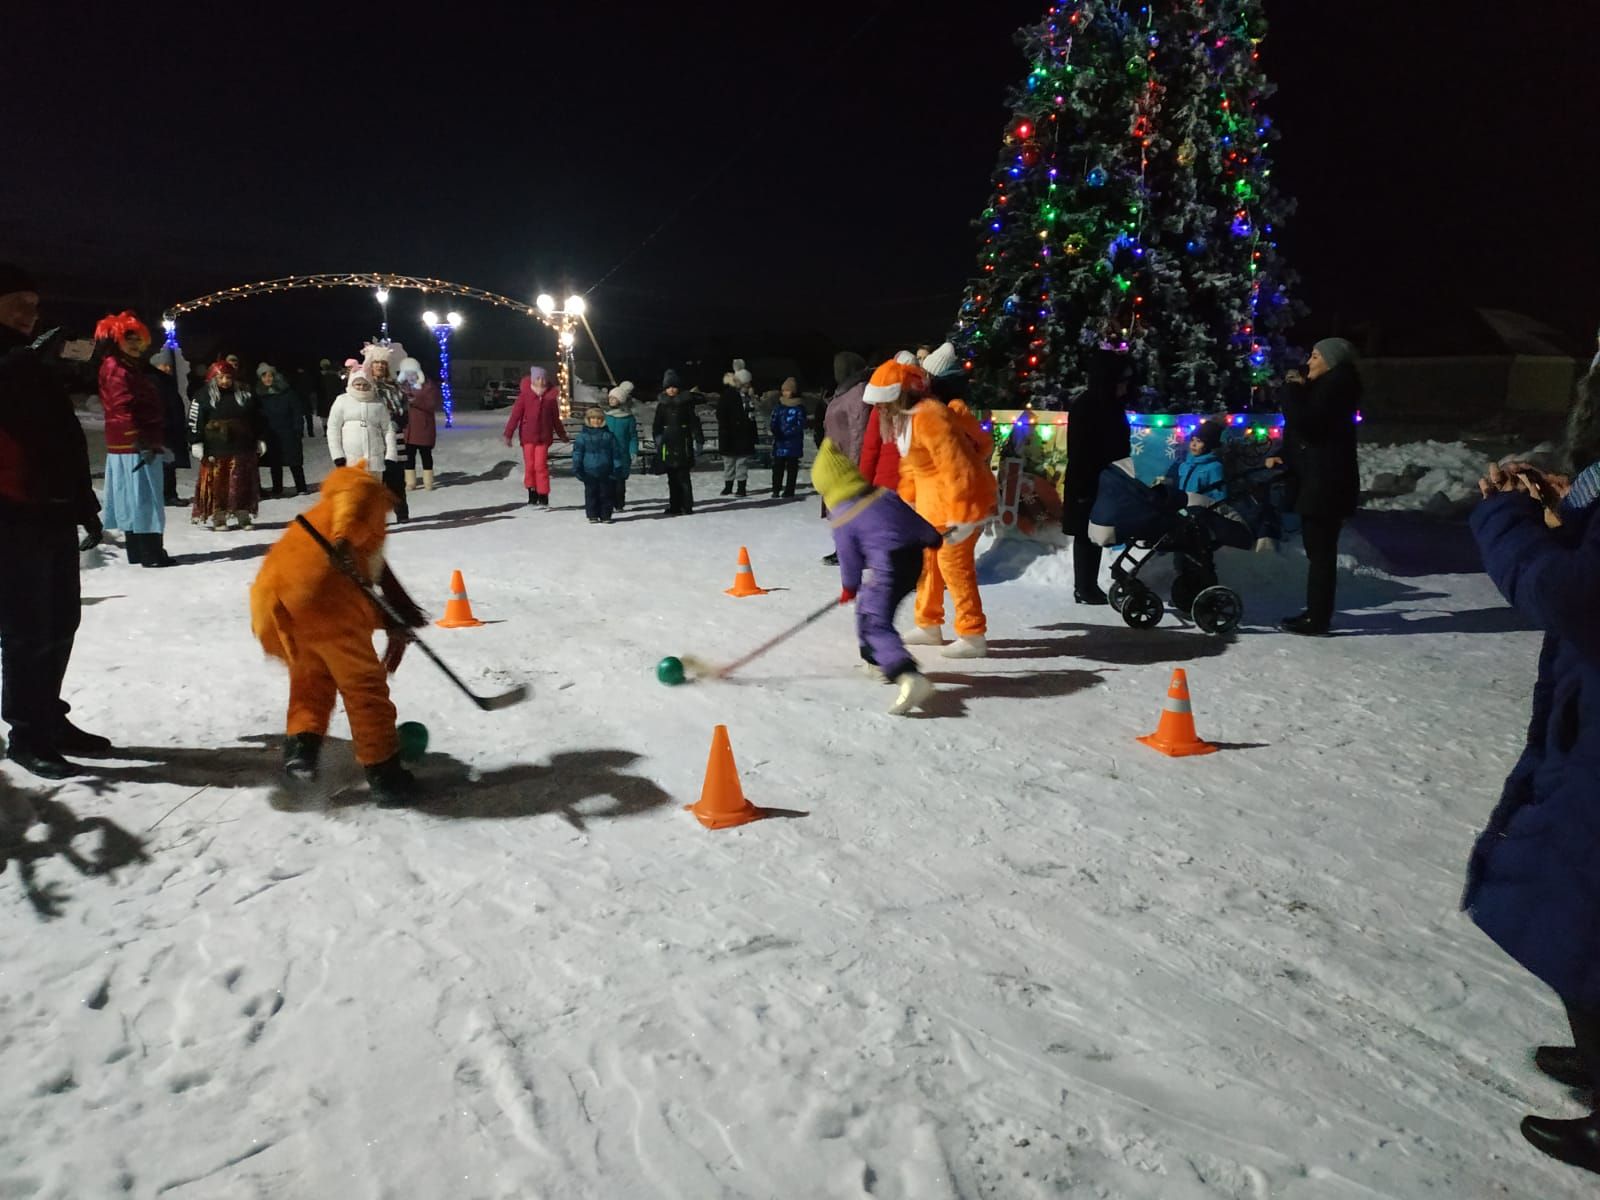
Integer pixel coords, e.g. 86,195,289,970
153,369,190,468
189,383,264,458
1281,363,1361,518
1062,351,1133,536
0,324,97,524
715,388,757,456
259,384,310,468
653,392,703,467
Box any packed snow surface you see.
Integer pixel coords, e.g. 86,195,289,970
0,415,1584,1198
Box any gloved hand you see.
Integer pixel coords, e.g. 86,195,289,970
379,566,428,628
839,588,856,605
78,515,103,552
333,457,347,468
329,537,358,578
190,444,204,463
943,521,984,546
382,631,407,673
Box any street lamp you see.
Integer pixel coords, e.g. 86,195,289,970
375,286,391,341
533,291,590,417
422,310,463,428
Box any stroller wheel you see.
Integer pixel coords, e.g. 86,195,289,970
1107,579,1131,613
1121,583,1163,629
1192,585,1243,635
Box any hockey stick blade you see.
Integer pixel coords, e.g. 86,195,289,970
475,683,529,710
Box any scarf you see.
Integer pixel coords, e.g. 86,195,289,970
1565,462,1600,513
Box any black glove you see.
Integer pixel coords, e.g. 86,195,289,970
329,537,359,578
333,457,347,468
79,515,103,552
378,566,427,628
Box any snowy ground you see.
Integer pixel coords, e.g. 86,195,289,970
0,414,1586,1199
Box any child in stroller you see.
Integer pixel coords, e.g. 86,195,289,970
1086,455,1256,634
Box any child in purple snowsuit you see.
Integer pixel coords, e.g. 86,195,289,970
813,438,943,715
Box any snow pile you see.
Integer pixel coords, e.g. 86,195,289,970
0,415,1588,1199
1359,439,1559,515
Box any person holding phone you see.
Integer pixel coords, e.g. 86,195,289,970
1465,370,1600,1175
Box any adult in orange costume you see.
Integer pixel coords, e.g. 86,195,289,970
867,360,997,659
249,463,428,805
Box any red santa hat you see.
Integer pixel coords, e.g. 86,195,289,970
862,360,929,406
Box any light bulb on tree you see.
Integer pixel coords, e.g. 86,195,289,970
559,329,576,349
565,296,587,317
375,288,390,305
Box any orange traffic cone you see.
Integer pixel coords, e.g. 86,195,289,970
724,546,770,597
1137,668,1218,757
435,570,486,628
685,725,764,829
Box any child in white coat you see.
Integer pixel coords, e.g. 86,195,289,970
325,364,397,480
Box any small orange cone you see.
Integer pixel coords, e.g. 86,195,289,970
435,570,486,628
1137,668,1218,757
685,725,764,829
724,546,770,597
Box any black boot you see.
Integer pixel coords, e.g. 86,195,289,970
125,532,146,565
1074,586,1109,606
7,738,80,781
1536,1046,1595,1090
1521,1113,1600,1175
721,481,734,496
142,535,176,568
528,488,537,506
736,481,747,498
822,551,839,566
283,732,324,782
365,753,418,807
1281,613,1331,637
51,719,112,756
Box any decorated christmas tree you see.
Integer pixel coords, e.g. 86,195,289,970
953,1,1295,412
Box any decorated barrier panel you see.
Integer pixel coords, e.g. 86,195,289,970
980,409,1287,537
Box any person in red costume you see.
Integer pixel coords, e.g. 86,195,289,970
94,312,174,567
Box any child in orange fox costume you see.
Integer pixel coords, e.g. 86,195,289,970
249,463,427,804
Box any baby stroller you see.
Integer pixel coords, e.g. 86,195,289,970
1086,459,1253,634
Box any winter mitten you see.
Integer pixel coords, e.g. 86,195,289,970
382,631,408,674
378,566,428,628
333,457,347,468
190,444,204,462
839,588,856,605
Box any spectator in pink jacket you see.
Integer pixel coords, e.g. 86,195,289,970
503,366,569,507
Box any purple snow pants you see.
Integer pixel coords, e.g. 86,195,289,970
858,545,926,680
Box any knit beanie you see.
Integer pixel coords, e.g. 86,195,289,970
811,439,872,509
530,366,549,388
662,368,682,390
921,342,960,378
397,357,423,383
893,350,918,365
1193,420,1225,454
733,368,753,387
608,380,635,405
1313,337,1358,371
833,351,866,386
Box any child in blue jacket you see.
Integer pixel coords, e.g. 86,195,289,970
769,378,808,498
1166,420,1227,501
604,384,639,511
571,406,626,523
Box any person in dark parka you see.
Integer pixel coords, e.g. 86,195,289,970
1062,348,1133,604
1465,374,1600,1177
1276,337,1361,635
716,368,758,497
0,263,109,779
149,348,190,504
255,363,310,496
1465,378,1600,1176
653,369,704,516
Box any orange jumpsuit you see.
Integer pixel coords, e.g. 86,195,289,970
249,465,399,765
897,399,998,637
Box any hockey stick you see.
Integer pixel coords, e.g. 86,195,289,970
293,514,528,711
687,597,840,681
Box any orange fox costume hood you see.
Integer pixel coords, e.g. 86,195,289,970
250,463,393,659
896,398,998,530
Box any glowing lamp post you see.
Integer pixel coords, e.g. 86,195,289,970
421,310,462,428
375,286,391,341
535,293,587,417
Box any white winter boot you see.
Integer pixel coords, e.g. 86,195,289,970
857,663,893,684
888,671,934,715
941,634,988,659
423,469,435,491
903,625,945,646
405,469,418,491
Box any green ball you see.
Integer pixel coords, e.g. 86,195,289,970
397,721,429,763
656,656,686,687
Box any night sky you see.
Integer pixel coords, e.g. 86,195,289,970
7,0,1596,377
